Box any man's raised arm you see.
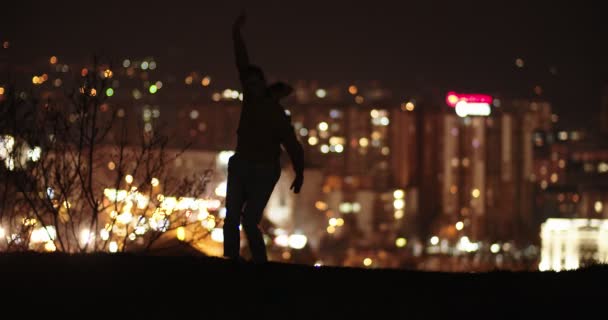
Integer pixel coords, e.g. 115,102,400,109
232,12,249,74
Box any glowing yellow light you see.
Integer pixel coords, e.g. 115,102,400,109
105,88,114,97
315,89,327,98
107,161,116,170
348,85,358,95
595,201,603,213
0,227,4,238
50,56,58,64
447,94,459,105
90,88,97,96
149,85,158,94
0,87,4,95
550,173,558,183
329,218,338,227
336,218,344,227
359,137,369,147
405,101,415,111
393,189,405,199
308,136,319,146
394,210,404,219
103,69,113,78
320,145,330,154
315,201,328,211
370,109,379,118
455,221,464,231
471,189,480,198
44,242,56,252
282,251,291,260
318,122,329,131
335,144,344,153
185,76,193,85
326,226,336,234
177,227,186,241
151,177,160,187
109,241,118,253
541,180,548,190
201,76,211,87
430,236,439,245
395,237,407,248
32,76,40,84
211,228,223,242
202,218,216,230
125,174,133,184
363,258,372,267
371,131,381,140
393,199,405,210
100,229,110,241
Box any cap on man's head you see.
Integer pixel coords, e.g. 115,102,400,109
268,81,293,99
247,65,266,82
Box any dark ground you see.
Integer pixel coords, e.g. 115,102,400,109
0,253,605,318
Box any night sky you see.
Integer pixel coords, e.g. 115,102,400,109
3,0,607,128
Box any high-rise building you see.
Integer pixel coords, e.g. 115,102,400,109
600,84,608,135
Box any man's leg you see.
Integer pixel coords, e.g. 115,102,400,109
242,164,280,263
223,156,246,259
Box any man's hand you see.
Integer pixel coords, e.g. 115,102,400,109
233,11,247,30
290,173,304,194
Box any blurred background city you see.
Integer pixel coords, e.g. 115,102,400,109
1,1,607,272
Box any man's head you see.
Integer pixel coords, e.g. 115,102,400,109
268,81,293,101
244,65,266,97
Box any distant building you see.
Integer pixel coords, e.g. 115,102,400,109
539,218,608,271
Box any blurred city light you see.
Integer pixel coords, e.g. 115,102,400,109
211,228,224,243
430,236,439,246
315,89,326,98
149,85,158,94
288,234,308,249
215,181,227,197
595,201,603,213
176,227,186,241
109,241,118,253
455,221,464,231
396,237,407,248
393,189,405,199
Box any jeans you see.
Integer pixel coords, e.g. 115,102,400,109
223,154,281,262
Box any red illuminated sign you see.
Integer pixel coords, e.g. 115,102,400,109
446,92,493,117
445,92,493,108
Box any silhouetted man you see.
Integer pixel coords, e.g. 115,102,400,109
223,12,304,263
